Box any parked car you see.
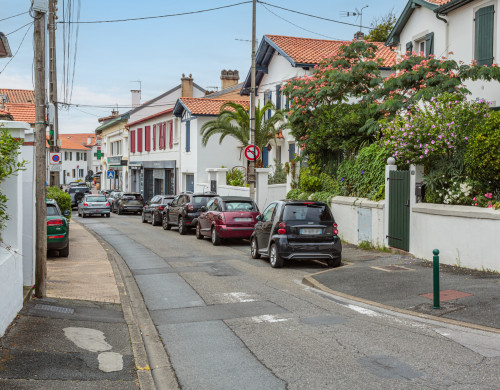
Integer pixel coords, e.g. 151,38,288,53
162,192,217,234
110,191,123,213
250,200,342,268
68,186,91,208
46,199,71,257
77,194,111,218
196,196,260,245
142,195,176,225
68,181,84,187
115,192,144,215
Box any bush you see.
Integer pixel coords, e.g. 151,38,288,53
226,167,246,187
465,111,500,189
337,143,390,200
268,159,287,184
286,189,301,199
46,187,72,219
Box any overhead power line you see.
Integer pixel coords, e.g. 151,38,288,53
5,21,33,36
0,23,33,75
0,11,29,22
56,1,253,24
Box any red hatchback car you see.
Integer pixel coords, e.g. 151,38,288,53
196,196,260,245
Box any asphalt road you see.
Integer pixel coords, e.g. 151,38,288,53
76,213,500,390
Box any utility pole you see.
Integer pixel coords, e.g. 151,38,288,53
249,0,257,200
48,0,59,186
34,8,47,298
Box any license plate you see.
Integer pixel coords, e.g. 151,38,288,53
235,218,252,222
300,228,322,235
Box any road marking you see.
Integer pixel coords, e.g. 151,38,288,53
347,304,380,317
220,292,257,303
251,315,289,323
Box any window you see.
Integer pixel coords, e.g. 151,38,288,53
475,5,495,66
72,169,75,177
76,152,80,161
407,33,433,57
186,121,191,152
83,153,87,161
288,143,295,161
276,85,281,110
261,203,276,222
283,204,333,222
406,41,413,55
64,151,68,160
69,152,72,161
223,200,256,211
79,169,84,177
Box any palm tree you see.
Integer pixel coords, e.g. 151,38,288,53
200,101,287,166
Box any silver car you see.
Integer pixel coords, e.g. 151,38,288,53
77,194,111,218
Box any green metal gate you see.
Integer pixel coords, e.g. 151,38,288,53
388,170,410,251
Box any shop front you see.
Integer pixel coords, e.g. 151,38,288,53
130,160,176,201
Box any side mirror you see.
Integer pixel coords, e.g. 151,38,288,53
201,206,207,212
256,214,263,221
63,210,71,217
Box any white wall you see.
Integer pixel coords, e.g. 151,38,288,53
21,129,35,286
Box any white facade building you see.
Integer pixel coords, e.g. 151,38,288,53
387,0,500,106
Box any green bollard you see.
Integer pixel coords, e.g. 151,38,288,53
433,249,440,309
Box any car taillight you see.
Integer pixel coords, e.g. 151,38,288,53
217,214,225,222
278,222,286,235
83,203,89,207
187,203,194,211
47,219,63,226
48,235,64,239
106,202,110,206
333,223,339,235
303,202,314,204
158,206,164,211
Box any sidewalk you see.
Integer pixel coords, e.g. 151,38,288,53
304,244,500,332
0,221,154,389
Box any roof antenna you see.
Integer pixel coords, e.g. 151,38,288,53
340,5,369,33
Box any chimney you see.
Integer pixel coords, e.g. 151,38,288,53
0,94,6,110
181,74,194,97
131,89,141,108
221,69,239,90
354,31,365,41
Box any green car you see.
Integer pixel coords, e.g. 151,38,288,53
46,199,71,257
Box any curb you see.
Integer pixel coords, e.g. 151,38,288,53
302,274,500,335
81,221,180,390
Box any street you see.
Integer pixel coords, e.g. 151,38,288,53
76,213,500,390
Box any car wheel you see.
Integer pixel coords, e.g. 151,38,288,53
141,212,147,223
195,223,204,239
162,214,172,230
82,213,87,218
269,243,284,268
327,257,342,268
251,237,261,259
106,213,110,218
211,227,221,246
152,213,160,226
59,242,70,257
178,217,188,235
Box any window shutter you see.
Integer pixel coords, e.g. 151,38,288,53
406,41,413,55
425,32,434,57
169,120,173,149
288,143,295,161
475,5,495,66
276,85,281,110
186,121,191,152
162,122,167,149
267,91,272,119
145,126,151,151
262,146,269,167
138,128,143,152
152,125,156,151
76,152,79,161
130,130,135,153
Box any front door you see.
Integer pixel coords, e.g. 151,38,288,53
186,174,194,192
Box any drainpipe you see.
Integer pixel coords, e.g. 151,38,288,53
435,13,449,57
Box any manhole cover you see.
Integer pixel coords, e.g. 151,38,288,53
371,265,413,272
34,304,74,314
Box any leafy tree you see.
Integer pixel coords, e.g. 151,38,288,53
365,11,397,43
200,101,286,166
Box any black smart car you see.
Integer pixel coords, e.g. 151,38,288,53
250,200,342,268
162,192,217,235
142,194,175,226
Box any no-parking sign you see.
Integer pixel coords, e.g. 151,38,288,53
244,145,261,161
49,152,62,165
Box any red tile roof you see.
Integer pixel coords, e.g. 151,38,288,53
0,108,13,120
0,89,35,104
2,103,36,124
179,98,250,116
266,35,397,67
46,136,91,150
425,0,453,5
59,133,97,147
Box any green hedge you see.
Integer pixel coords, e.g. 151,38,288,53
46,186,72,219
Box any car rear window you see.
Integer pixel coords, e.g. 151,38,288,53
193,196,214,206
223,201,256,211
122,194,143,200
46,204,59,216
282,204,333,222
69,187,87,194
87,196,106,202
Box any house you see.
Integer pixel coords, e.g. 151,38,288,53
0,89,35,126
172,71,250,193
240,34,396,169
386,0,500,106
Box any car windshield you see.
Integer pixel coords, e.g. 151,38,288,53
193,196,214,206
224,201,256,211
86,196,106,202
283,204,333,222
46,204,59,216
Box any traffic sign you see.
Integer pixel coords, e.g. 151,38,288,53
244,145,261,161
106,170,115,179
49,152,62,165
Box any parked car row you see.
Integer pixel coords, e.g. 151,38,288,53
136,192,343,269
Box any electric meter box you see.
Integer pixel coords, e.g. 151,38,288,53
32,0,49,13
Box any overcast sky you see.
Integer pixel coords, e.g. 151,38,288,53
0,0,404,133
